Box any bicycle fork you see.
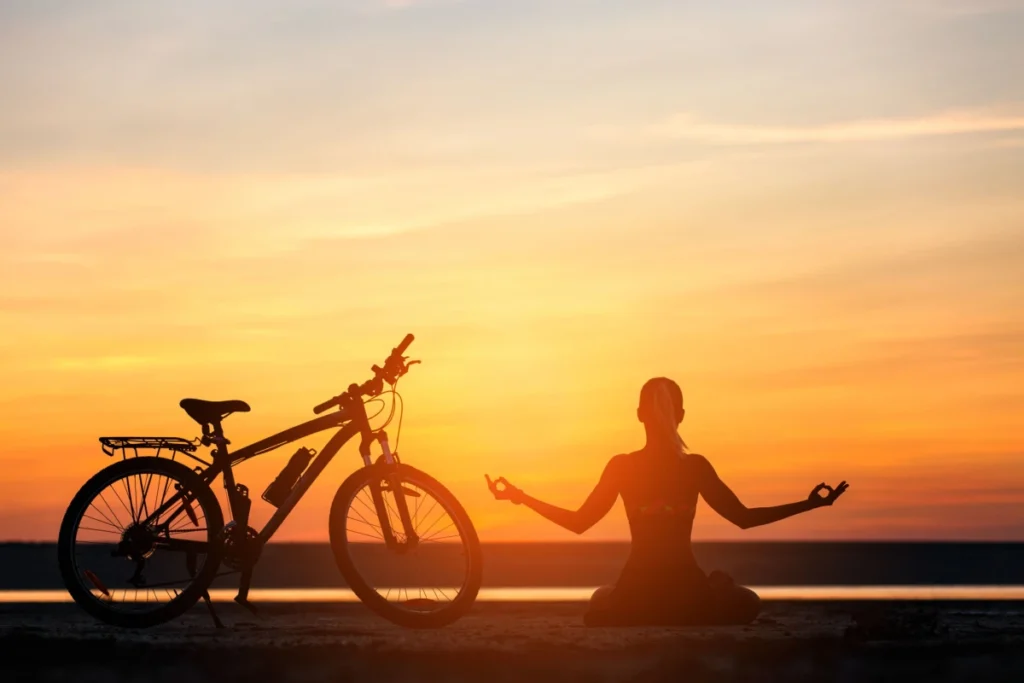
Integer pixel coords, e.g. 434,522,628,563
364,432,418,550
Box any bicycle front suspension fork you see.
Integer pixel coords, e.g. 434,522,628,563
365,432,418,550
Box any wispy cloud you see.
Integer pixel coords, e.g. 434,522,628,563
590,109,1024,146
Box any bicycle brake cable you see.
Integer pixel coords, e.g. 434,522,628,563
392,389,405,454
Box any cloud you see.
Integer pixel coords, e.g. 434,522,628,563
590,109,1024,146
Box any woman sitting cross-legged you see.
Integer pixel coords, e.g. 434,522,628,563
486,377,848,626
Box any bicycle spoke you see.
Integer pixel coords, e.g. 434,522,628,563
416,506,451,539
169,500,205,531
347,506,384,537
350,491,383,525
346,528,387,541
352,492,382,523
88,501,124,532
138,472,153,522
97,492,125,530
121,474,137,525
156,473,173,518
77,526,122,535
131,576,205,589
73,540,120,545
82,513,122,532
419,518,456,540
109,485,134,523
412,485,429,536
347,506,383,533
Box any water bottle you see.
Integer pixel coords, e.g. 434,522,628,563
262,447,316,507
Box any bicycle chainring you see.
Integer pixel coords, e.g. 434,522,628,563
222,524,260,570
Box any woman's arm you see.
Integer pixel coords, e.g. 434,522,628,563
486,456,622,535
698,457,848,530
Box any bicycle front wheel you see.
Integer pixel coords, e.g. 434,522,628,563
57,457,224,628
329,463,482,628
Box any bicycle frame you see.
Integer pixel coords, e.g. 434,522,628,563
144,390,411,561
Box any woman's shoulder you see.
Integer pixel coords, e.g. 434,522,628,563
608,451,637,467
685,453,719,483
616,449,712,469
686,451,710,464
606,450,647,473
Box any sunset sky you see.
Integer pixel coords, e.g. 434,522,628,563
1,0,1022,542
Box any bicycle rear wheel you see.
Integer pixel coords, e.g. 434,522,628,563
58,457,224,628
329,463,482,628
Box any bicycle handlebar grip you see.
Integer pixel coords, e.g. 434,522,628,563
395,333,415,355
313,397,337,414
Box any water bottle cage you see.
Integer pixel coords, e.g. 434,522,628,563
261,447,317,508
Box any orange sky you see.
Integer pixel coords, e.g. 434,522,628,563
1,0,1023,541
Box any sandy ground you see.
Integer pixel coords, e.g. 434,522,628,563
2,601,1024,682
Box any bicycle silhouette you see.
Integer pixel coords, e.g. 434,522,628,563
58,335,482,628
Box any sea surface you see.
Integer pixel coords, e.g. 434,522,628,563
5,542,1024,589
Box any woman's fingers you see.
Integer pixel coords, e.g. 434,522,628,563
486,474,518,500
486,474,507,497
819,481,849,505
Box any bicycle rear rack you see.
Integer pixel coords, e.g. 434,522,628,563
99,436,211,467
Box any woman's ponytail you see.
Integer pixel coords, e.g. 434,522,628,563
640,377,688,458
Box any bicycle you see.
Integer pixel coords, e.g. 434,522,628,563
57,335,483,629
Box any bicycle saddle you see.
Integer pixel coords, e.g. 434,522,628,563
179,398,251,425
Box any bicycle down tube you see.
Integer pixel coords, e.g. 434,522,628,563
255,420,361,544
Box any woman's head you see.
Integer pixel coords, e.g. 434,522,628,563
637,377,687,455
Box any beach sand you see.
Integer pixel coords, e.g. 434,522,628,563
2,600,1024,682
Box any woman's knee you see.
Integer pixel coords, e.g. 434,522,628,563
732,585,761,624
583,585,617,626
590,584,615,608
707,573,760,624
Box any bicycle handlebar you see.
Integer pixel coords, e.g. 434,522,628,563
312,334,416,415
395,333,415,356
312,396,339,415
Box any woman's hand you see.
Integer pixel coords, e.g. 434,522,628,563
808,481,849,508
486,475,525,505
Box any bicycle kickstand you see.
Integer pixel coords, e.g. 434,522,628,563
235,569,260,617
201,589,224,629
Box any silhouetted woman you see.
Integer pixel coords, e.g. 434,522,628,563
486,377,848,626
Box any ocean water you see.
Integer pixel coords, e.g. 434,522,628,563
4,586,1024,603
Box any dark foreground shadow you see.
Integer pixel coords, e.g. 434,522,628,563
2,601,1024,683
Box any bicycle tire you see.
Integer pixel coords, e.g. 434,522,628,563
329,463,482,628
58,457,224,628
